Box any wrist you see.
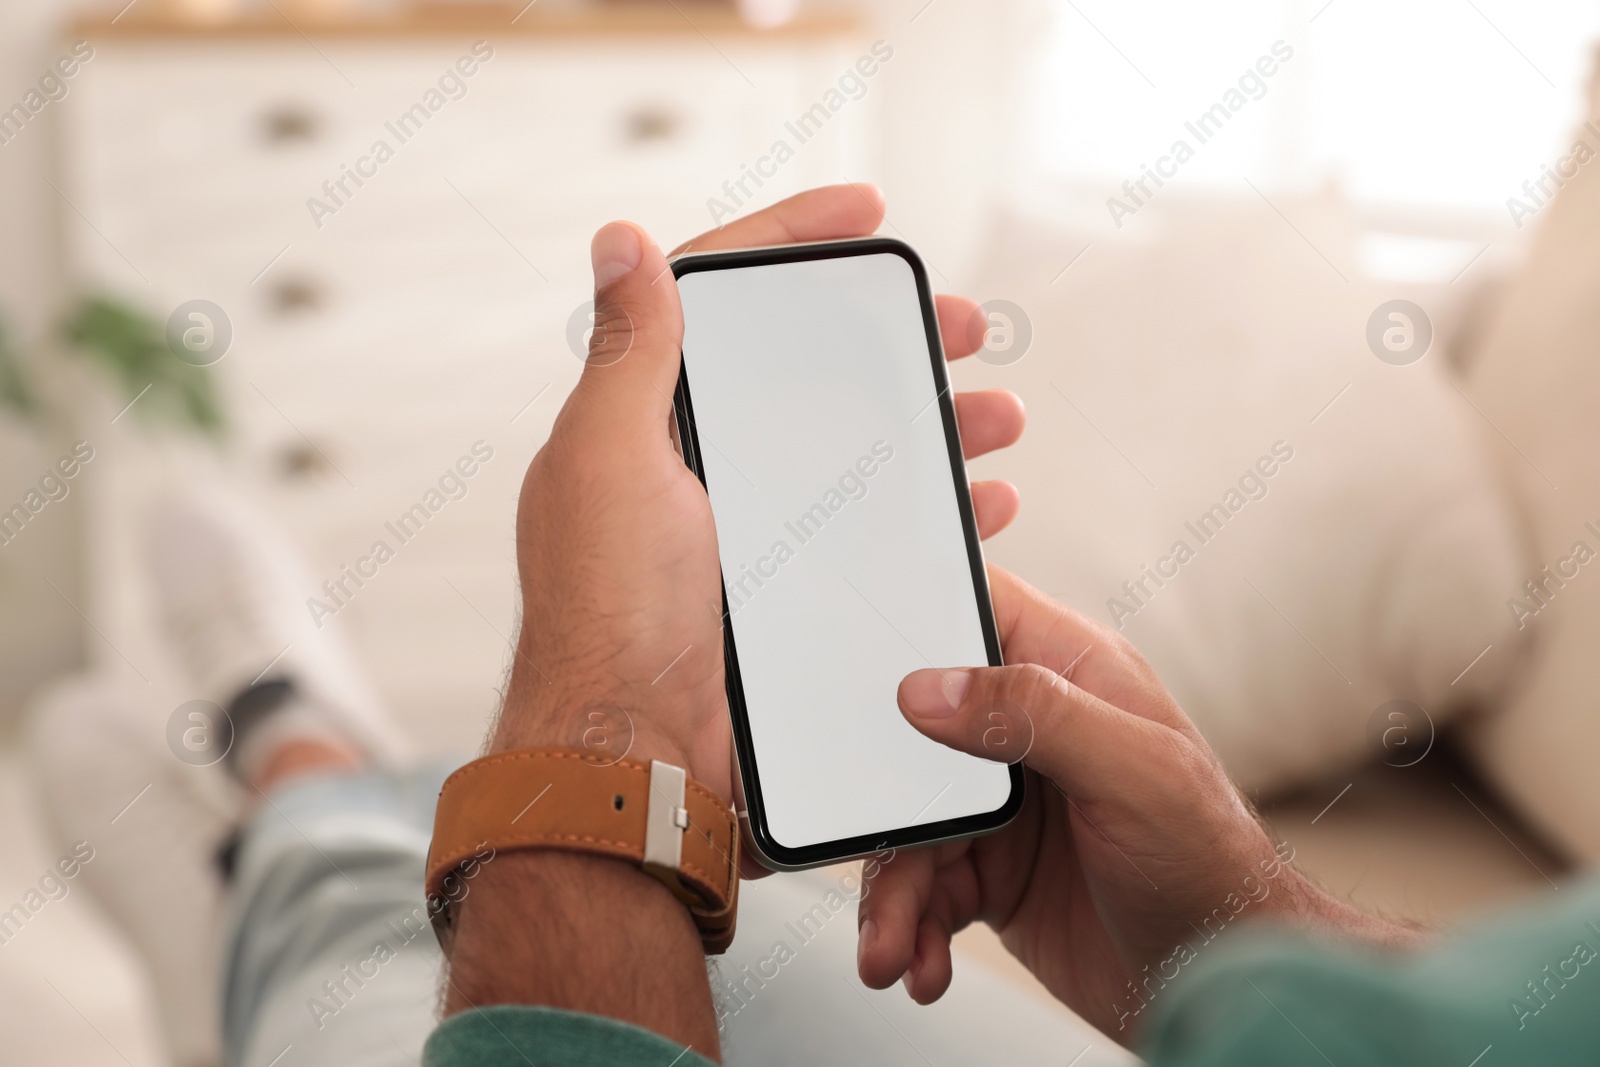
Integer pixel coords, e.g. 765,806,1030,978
1273,866,1426,951
492,675,693,771
445,849,719,1056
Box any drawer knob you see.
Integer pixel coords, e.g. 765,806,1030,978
624,106,683,145
268,277,325,315
260,105,321,145
276,441,336,481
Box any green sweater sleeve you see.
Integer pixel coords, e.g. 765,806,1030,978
1145,877,1600,1067
424,1005,718,1067
425,881,1600,1067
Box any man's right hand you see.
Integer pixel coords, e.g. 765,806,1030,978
856,566,1421,1044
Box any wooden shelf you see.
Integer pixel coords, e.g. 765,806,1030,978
75,2,863,40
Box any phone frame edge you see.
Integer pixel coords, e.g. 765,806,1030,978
671,236,1025,873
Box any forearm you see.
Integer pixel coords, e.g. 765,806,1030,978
1244,811,1425,952
443,849,720,1060
444,662,722,1057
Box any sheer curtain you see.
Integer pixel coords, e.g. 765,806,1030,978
1021,0,1600,223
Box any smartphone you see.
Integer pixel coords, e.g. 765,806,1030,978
671,236,1023,871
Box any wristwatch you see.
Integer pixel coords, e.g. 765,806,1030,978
426,748,740,954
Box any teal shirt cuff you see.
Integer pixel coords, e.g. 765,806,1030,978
1145,876,1600,1067
425,1005,718,1067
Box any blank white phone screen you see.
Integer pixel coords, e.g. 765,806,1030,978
678,251,1011,852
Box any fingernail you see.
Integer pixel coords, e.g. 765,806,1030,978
901,669,969,718
591,223,642,289
857,918,877,969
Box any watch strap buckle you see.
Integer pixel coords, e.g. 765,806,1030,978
643,759,690,879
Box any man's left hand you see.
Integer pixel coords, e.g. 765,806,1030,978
495,185,1026,859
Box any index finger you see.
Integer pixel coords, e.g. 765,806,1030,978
936,294,983,361
857,844,937,990
672,187,983,369
671,183,887,256
988,565,1198,738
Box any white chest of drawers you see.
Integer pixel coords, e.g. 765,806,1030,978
61,8,870,750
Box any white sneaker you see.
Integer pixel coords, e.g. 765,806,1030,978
142,488,409,768
27,673,230,1067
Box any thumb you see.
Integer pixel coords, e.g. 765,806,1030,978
576,221,682,420
897,664,1170,804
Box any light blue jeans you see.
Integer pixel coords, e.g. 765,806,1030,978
221,766,1126,1067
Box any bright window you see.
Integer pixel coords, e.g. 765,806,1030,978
1026,0,1600,218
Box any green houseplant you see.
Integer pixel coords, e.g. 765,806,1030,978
0,296,225,435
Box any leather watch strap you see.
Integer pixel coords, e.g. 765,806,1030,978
427,748,739,954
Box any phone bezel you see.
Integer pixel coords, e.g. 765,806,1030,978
671,236,1024,871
